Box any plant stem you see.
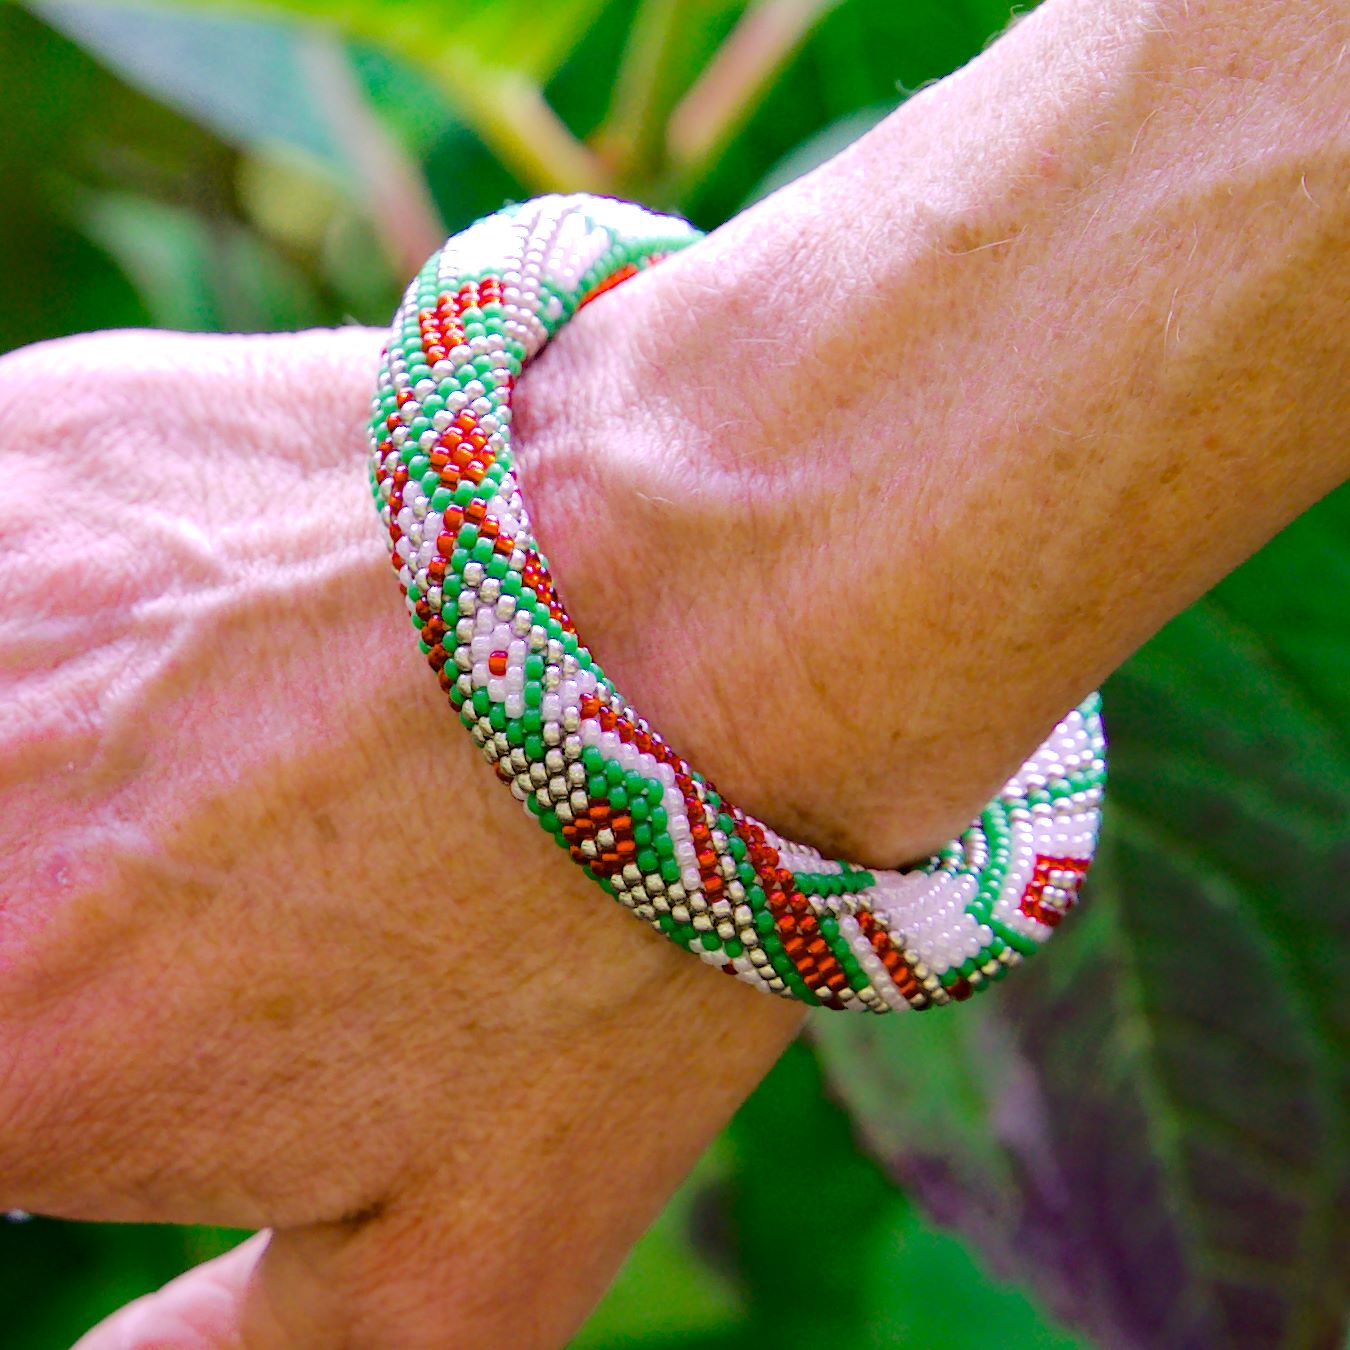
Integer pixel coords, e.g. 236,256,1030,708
299,33,444,274
667,0,838,189
593,0,682,189
438,64,616,196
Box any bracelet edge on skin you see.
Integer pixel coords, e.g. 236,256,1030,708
368,193,1107,1014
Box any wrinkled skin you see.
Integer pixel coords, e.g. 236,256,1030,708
0,327,803,1348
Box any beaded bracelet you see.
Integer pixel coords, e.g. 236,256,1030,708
368,193,1106,1013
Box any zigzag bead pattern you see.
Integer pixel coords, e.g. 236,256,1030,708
368,193,1107,1013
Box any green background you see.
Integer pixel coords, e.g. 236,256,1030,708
1,2,1345,1346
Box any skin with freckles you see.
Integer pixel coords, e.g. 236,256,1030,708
519,0,1349,866
0,0,1345,1345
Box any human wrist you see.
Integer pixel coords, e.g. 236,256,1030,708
517,0,1346,875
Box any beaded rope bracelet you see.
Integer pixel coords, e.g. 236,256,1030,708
368,193,1106,1013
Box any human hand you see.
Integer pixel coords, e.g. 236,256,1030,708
0,329,802,1349
4,0,1346,1342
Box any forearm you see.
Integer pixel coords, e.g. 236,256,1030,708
522,0,1348,865
746,0,1350,667
723,0,1344,696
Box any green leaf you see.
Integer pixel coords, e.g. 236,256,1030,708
74,190,328,331
706,1043,1083,1349
33,2,356,179
33,0,612,203
571,1142,744,1348
232,0,611,85
816,485,1350,1350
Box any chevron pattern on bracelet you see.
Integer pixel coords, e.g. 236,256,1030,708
368,193,1107,1013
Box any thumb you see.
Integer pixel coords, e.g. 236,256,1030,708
72,1231,271,1350
70,1206,466,1350
68,1167,624,1350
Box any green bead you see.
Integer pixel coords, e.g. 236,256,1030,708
660,858,681,884
524,734,544,760
990,919,1039,957
523,708,543,733
524,683,542,708
525,654,544,680
700,932,721,952
431,487,452,512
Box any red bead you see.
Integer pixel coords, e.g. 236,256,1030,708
488,650,508,677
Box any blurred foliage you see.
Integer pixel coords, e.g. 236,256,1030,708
1,1,1345,1347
